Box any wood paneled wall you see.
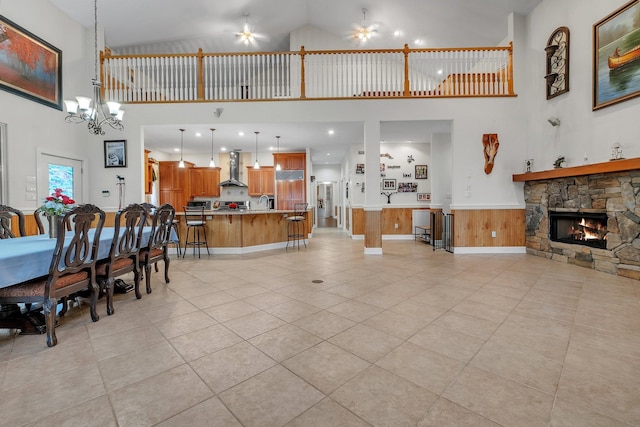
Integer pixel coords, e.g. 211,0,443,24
452,209,525,247
351,207,429,235
364,210,382,248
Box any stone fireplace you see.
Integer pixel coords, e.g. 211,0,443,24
516,159,640,279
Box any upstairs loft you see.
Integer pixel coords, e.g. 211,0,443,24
99,43,515,104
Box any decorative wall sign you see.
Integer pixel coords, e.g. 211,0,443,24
545,26,569,99
593,0,640,110
417,193,431,201
403,173,412,178
0,15,62,110
482,134,499,174
415,165,428,179
397,182,417,193
356,163,364,174
387,165,400,169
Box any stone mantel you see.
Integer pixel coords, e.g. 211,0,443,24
513,157,640,182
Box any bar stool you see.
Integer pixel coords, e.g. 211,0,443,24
183,206,210,258
286,203,308,250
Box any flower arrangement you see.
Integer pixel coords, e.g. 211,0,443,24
41,188,75,217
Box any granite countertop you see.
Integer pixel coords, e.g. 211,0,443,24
175,209,303,215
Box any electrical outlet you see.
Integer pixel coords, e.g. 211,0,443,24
395,223,398,229
491,231,497,238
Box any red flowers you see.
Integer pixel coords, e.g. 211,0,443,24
41,188,75,216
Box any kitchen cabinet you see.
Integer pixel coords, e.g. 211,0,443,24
247,166,274,196
273,152,305,170
159,161,193,211
276,179,305,211
190,167,220,197
144,150,153,194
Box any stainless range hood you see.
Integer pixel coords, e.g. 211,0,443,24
219,150,247,187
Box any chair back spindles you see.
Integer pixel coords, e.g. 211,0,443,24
0,205,26,238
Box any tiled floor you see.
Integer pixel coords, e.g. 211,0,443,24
1,228,640,426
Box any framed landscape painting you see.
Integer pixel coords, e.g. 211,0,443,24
104,140,127,168
0,15,62,110
593,0,640,110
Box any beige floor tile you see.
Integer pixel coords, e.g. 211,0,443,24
524,288,580,309
265,299,322,322
326,300,383,322
514,298,577,323
141,299,199,322
153,310,217,339
223,310,287,339
99,340,185,392
169,323,243,362
564,344,640,386
388,299,448,324
331,365,438,426
283,341,370,394
219,365,324,427
443,366,554,427
110,364,213,427
204,299,259,322
185,290,237,309
409,323,486,363
155,397,242,427
570,324,640,358
470,336,563,394
329,324,403,363
556,365,640,425
549,398,630,427
225,284,270,299
410,289,467,311
249,324,323,361
432,311,501,340
293,289,349,309
376,341,465,394
90,324,166,361
190,341,276,393
417,397,501,427
286,398,371,427
466,288,521,311
363,309,427,339
355,291,408,309
243,290,293,309
26,395,118,427
293,310,356,339
450,299,512,323
86,308,152,340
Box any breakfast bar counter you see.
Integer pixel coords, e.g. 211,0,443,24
174,209,313,253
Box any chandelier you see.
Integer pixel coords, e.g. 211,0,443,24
354,8,378,43
63,0,124,135
237,13,256,46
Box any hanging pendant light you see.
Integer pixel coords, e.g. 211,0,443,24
275,136,282,171
178,129,185,168
237,13,256,46
209,128,216,168
353,8,378,43
63,0,124,135
253,131,260,169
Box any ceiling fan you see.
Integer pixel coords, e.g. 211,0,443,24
353,8,379,43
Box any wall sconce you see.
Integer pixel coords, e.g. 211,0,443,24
545,27,570,99
548,117,561,126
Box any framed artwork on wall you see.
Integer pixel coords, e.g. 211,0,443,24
0,15,62,110
593,0,640,110
417,193,431,201
397,182,417,192
382,179,396,190
415,165,428,179
104,140,127,168
356,163,364,174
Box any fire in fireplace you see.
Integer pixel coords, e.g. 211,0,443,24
549,211,608,249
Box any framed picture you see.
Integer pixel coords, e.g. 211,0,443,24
593,1,640,110
417,193,431,201
356,163,365,174
415,165,428,179
0,15,62,110
382,179,396,190
398,182,417,193
104,140,127,168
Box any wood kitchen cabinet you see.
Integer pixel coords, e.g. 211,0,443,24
190,167,220,197
273,153,305,170
247,166,274,196
144,149,153,194
276,179,305,211
159,160,193,211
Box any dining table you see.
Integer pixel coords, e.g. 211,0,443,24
0,226,160,334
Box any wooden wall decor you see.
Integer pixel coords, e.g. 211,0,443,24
545,26,569,99
482,133,500,174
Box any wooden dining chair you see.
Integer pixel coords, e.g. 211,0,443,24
139,203,175,294
96,203,147,315
0,204,106,347
0,205,26,238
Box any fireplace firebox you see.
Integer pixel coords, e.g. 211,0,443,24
549,211,608,249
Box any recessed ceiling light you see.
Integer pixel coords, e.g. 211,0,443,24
408,140,413,143
437,69,443,75
326,153,331,156
174,148,180,152
195,132,201,137
414,39,423,45
220,147,227,151
328,129,335,135
238,131,244,136
393,30,401,37
269,146,275,151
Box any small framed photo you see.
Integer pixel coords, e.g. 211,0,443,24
356,163,365,174
382,178,396,190
415,165,428,179
104,140,127,168
417,193,431,201
398,182,417,193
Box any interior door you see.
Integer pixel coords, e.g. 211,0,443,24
38,154,83,204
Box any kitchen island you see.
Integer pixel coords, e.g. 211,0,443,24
174,209,313,254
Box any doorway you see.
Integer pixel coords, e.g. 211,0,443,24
316,181,337,228
38,153,83,204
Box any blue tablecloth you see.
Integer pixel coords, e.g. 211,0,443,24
0,227,153,289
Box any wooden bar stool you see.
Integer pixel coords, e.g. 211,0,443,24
183,206,210,258
286,203,308,250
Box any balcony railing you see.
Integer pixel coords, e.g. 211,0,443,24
101,43,514,104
